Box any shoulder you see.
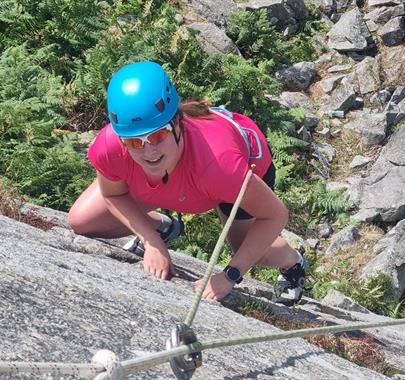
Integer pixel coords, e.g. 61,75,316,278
88,123,125,159
87,123,129,181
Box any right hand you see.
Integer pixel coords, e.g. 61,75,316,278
143,243,178,280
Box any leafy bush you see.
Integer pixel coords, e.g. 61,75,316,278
226,8,325,67
0,44,94,210
171,210,232,261
0,0,109,76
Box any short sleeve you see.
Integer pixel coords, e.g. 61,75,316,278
87,126,125,182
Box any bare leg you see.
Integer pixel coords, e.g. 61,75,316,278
216,207,299,270
68,179,163,238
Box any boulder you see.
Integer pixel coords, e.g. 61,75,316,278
237,0,310,29
343,112,388,146
187,0,238,27
327,8,374,52
364,4,405,25
275,62,317,91
322,289,371,313
378,16,405,46
354,56,381,95
279,91,320,127
380,45,405,86
325,226,360,255
362,219,405,301
319,78,357,115
349,124,405,222
187,22,241,55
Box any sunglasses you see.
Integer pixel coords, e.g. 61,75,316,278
121,122,174,150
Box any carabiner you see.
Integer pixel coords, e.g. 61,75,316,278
166,323,202,380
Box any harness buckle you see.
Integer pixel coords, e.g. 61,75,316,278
166,323,202,380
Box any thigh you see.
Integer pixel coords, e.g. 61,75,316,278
217,206,255,253
68,179,155,237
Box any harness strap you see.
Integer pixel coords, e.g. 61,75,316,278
209,107,262,160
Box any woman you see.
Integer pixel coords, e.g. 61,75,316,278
68,61,306,302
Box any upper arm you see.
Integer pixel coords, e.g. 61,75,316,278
97,171,129,198
239,173,288,221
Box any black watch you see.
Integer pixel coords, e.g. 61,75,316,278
223,265,243,284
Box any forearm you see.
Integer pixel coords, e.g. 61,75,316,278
228,217,286,275
103,193,164,249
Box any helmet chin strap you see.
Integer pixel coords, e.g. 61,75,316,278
161,123,183,185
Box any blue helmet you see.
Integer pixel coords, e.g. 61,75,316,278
107,61,180,137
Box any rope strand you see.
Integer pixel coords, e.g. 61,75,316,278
184,167,255,327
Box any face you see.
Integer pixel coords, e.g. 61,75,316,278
124,118,183,180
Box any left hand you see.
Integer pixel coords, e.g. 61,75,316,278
194,272,235,301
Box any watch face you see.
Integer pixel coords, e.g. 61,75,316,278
227,266,241,281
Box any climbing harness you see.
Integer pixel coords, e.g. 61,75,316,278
210,106,263,160
2,168,405,379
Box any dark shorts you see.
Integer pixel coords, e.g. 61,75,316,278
218,161,276,220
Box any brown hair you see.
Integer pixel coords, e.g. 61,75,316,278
178,98,214,120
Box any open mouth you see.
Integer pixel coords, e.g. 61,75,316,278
144,155,164,165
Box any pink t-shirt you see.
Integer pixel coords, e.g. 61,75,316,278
88,111,272,213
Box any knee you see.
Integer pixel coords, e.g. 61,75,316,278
68,208,89,236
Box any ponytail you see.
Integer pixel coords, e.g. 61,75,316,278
178,98,214,120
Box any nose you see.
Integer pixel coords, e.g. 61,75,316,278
142,141,158,154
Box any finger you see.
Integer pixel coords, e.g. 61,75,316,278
157,269,165,279
161,269,169,280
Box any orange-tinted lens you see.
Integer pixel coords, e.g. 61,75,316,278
122,137,144,149
121,125,172,150
148,127,172,145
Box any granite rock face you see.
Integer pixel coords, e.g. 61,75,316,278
0,215,391,379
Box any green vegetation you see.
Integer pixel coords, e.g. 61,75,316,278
4,0,399,323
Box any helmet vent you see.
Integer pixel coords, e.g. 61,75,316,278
131,117,143,122
166,85,169,92
155,98,165,112
167,97,171,103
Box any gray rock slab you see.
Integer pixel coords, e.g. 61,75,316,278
355,56,381,95
362,219,405,301
327,8,374,52
275,62,317,91
187,22,240,55
350,155,372,169
378,16,405,46
343,112,387,146
237,0,298,27
322,289,371,313
381,45,405,86
319,74,346,94
0,215,390,379
187,0,238,27
349,124,405,222
325,225,360,255
364,4,405,25
278,92,319,127
319,79,357,115
368,0,404,6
